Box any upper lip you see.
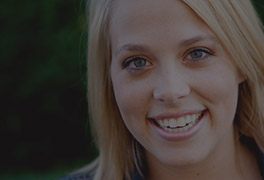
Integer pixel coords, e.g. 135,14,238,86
148,109,206,121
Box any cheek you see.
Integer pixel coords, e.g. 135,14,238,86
112,77,151,123
112,79,152,138
199,76,238,102
193,68,239,125
192,62,239,103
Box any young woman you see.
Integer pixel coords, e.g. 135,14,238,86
63,0,264,179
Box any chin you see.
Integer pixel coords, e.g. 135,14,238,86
147,143,214,168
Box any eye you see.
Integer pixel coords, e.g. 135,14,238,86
185,48,213,62
122,56,151,69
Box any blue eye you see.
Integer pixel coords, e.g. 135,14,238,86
185,48,212,61
133,58,147,67
122,56,150,69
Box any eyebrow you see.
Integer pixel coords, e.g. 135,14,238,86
114,44,151,57
114,35,218,57
179,35,218,47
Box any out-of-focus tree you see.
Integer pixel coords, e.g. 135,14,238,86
0,0,96,173
254,0,264,20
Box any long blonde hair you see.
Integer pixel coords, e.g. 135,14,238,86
87,0,264,179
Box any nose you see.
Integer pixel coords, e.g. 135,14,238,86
153,70,191,105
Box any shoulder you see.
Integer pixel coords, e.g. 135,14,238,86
60,171,94,180
59,160,98,180
59,159,145,180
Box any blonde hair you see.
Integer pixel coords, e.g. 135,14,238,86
87,0,264,179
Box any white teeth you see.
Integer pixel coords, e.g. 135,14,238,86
155,113,201,132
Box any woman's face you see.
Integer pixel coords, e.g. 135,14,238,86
110,0,243,167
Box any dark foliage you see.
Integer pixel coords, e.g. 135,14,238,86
0,0,96,173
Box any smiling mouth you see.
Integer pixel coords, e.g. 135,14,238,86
149,110,205,133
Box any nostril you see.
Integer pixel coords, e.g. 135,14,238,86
153,90,166,102
153,85,191,103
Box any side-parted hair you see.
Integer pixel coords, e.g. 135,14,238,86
87,0,264,179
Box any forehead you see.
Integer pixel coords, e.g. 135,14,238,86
110,0,205,27
110,0,193,33
111,0,189,22
109,0,215,51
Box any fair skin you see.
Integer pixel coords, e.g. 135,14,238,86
110,0,261,179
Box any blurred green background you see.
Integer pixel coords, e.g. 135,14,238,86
0,0,263,179
1,0,96,179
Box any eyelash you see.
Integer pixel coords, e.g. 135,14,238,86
184,48,214,62
121,56,150,69
121,48,214,70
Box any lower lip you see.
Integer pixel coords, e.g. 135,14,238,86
149,110,207,141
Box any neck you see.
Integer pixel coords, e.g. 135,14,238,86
146,132,261,180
